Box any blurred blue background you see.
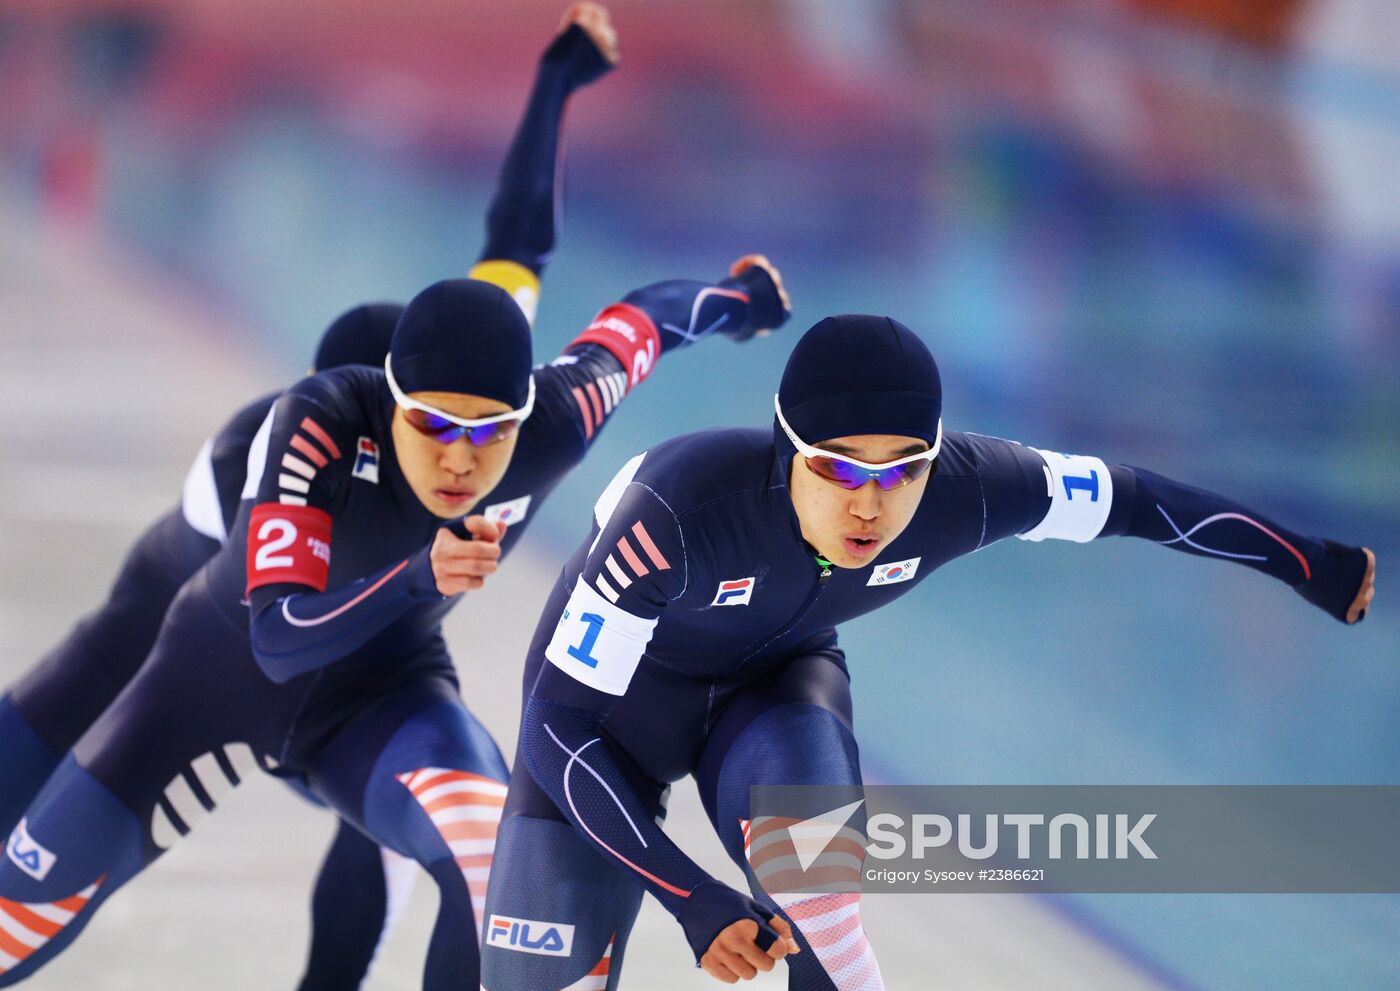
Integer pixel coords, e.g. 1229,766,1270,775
2,0,1397,987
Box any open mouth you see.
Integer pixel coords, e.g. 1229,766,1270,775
435,489,476,505
843,535,879,557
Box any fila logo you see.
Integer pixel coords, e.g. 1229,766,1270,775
352,437,380,483
867,557,920,586
486,915,575,956
6,818,57,881
711,577,755,607
483,494,532,526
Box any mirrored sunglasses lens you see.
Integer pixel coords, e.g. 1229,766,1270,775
873,459,935,491
806,456,868,490
464,419,520,446
405,409,464,443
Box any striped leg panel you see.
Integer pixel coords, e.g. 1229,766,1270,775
396,767,506,936
773,893,884,991
561,934,614,991
742,817,884,991
0,881,100,977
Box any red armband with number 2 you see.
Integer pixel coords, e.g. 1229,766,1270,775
570,303,661,389
246,503,333,594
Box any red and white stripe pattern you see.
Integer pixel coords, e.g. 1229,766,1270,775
0,881,101,977
560,934,614,991
593,519,671,604
570,371,629,441
744,814,864,894
396,767,506,935
742,817,883,991
775,892,884,991
279,416,342,505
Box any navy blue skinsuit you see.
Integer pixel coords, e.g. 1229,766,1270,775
0,392,268,816
481,426,1369,990
0,20,621,989
0,252,787,991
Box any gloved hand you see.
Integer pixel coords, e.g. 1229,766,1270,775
721,255,793,340
1296,540,1374,623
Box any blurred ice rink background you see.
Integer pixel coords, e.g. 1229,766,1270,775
1,1,1397,988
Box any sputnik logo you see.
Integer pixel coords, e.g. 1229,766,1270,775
788,799,866,871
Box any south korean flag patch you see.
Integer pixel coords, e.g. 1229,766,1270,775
483,494,531,526
352,437,380,484
868,557,920,587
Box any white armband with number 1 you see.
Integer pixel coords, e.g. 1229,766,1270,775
545,577,658,696
1017,449,1114,543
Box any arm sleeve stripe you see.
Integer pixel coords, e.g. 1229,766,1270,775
299,417,342,460
545,727,691,898
1156,507,1311,580
279,558,410,627
595,574,621,603
290,434,329,469
605,556,632,589
571,386,595,438
585,381,605,422
616,536,649,577
282,453,317,480
631,520,672,570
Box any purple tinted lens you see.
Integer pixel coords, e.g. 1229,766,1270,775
465,420,519,446
406,409,519,446
807,456,933,490
806,457,873,489
406,409,465,443
427,425,468,445
873,459,934,490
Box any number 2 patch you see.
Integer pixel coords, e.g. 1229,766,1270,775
571,303,661,389
246,503,333,594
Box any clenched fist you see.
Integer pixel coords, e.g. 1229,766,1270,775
430,516,507,595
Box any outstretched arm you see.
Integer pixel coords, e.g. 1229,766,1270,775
468,3,619,324
981,438,1375,623
1098,464,1374,623
302,6,619,376
536,255,790,453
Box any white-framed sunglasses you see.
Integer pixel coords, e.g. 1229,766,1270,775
385,354,535,446
775,393,941,490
